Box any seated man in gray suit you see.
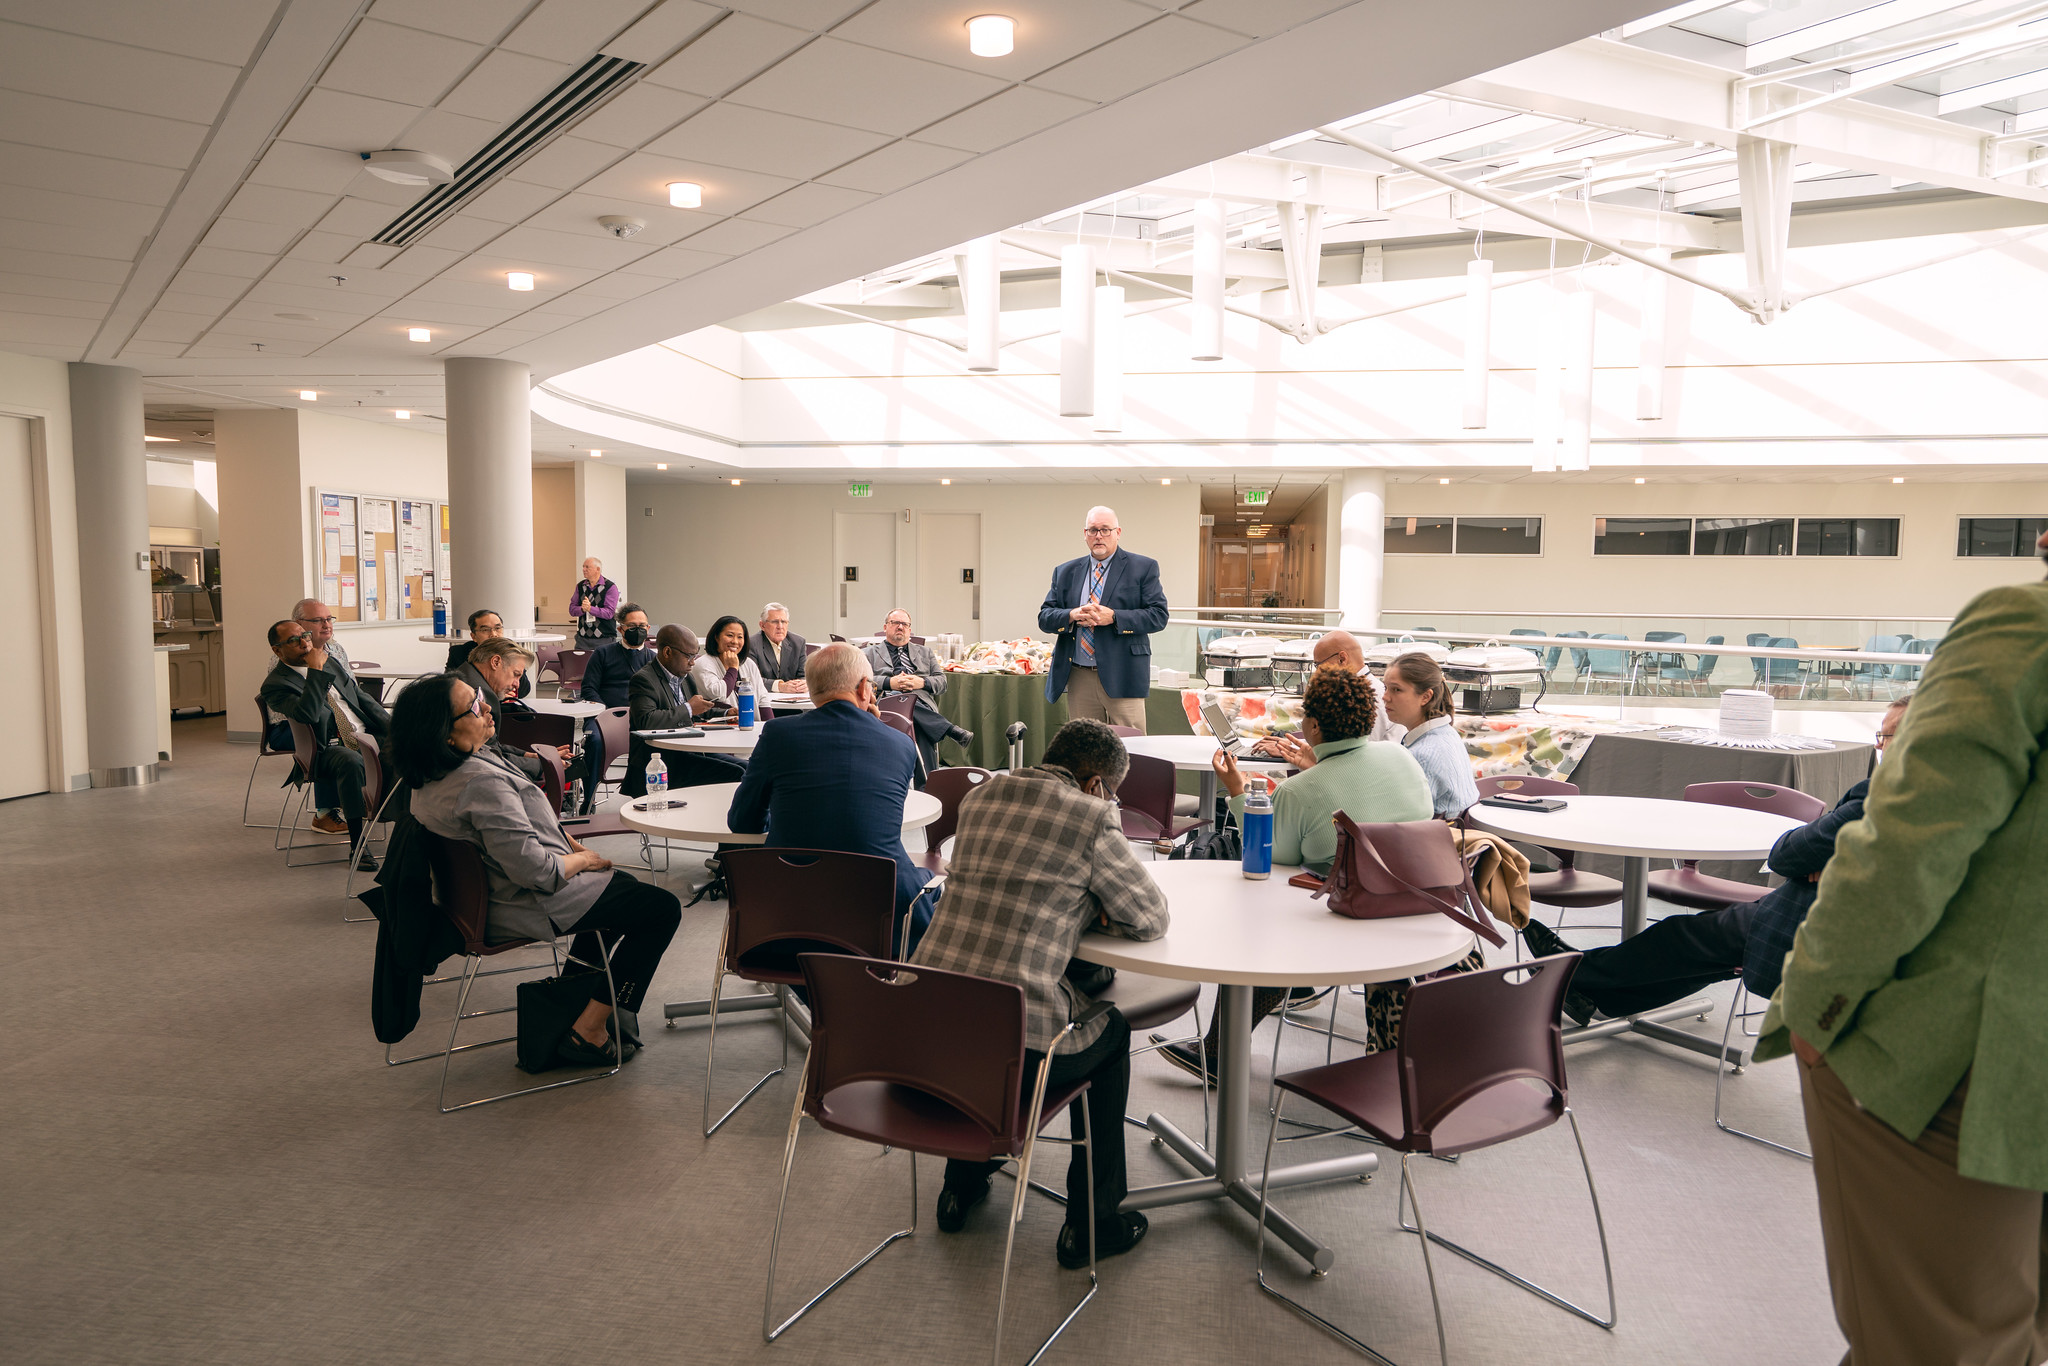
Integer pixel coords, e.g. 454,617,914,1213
747,601,809,698
260,618,390,868
863,608,972,775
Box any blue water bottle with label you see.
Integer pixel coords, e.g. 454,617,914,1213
1241,779,1274,880
736,676,756,730
433,598,447,638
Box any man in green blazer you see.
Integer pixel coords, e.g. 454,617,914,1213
1757,528,2048,1366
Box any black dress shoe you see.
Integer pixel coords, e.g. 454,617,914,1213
947,725,974,748
1157,1041,1218,1088
1057,1211,1148,1269
1562,990,1598,1028
556,1029,617,1068
936,1181,990,1233
1521,919,1572,960
353,848,379,873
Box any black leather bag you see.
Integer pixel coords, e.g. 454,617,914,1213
516,972,602,1073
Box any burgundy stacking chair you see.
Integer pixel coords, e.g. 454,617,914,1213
1107,725,1143,737
533,642,562,681
243,695,298,828
703,849,900,1137
413,831,620,1113
590,706,632,804
764,952,1109,1363
340,732,397,910
549,649,592,698
912,766,992,872
1255,955,1613,1364
1119,752,1208,852
498,708,574,758
280,720,353,866
1647,781,1825,911
526,743,648,853
1474,776,1621,926
875,700,928,783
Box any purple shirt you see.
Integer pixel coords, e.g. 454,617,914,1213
571,577,618,625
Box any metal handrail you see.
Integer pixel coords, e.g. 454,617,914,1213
1167,619,1927,667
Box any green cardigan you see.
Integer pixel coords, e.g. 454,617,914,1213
1229,736,1434,874
1757,579,2048,1190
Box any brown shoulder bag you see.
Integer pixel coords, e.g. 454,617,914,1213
1315,813,1506,947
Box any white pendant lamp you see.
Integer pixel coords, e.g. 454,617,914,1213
1059,243,1094,417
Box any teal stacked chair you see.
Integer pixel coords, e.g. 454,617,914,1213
1745,634,1774,687
1556,631,1592,688
1895,637,1937,684
1641,631,1686,692
1764,638,1808,697
1850,635,1904,699
1509,627,1560,674
1660,636,1723,695
1584,634,1633,693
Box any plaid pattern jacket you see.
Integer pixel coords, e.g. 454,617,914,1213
912,764,1170,1054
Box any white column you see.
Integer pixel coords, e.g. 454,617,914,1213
1191,198,1225,362
963,234,1000,373
574,456,627,597
1337,468,1386,631
1092,284,1124,433
1461,258,1493,429
1059,243,1094,418
444,357,535,630
67,362,158,785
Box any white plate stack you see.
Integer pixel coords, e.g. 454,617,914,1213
1718,689,1774,740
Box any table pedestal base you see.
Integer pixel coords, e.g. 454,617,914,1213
663,985,811,1043
1560,995,1739,1064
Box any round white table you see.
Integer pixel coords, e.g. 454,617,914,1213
1076,860,1475,1271
650,726,767,756
616,782,942,844
524,696,605,719
418,632,566,644
1123,734,1291,814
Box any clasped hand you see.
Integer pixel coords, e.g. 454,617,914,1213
1070,603,1114,627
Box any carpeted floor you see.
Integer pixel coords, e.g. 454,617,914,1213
2,716,1845,1365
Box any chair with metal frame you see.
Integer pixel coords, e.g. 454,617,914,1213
1764,637,1810,697
339,732,397,908
1474,776,1622,929
1657,636,1723,695
590,705,632,805
403,830,622,1113
913,766,993,873
1254,953,1613,1365
703,848,901,1137
875,703,928,784
1118,752,1209,856
243,696,300,828
1639,631,1686,693
1555,631,1591,688
1713,982,1811,1159
1507,628,1558,675
548,649,592,700
529,744,666,872
1646,781,1824,912
1745,633,1775,687
1582,634,1634,694
280,721,357,867
763,951,1108,1364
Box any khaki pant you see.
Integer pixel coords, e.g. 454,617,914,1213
1064,666,1146,732
1799,1055,2048,1366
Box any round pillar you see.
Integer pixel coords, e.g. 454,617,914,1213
1338,468,1386,632
444,357,535,632
68,362,158,787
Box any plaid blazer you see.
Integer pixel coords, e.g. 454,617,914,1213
912,764,1170,1054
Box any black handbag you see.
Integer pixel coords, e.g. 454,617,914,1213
516,971,605,1073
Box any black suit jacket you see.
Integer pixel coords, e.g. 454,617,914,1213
260,656,391,746
748,631,808,688
444,641,530,699
625,658,703,795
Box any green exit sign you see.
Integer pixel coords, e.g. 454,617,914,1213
1243,489,1270,506
847,482,872,498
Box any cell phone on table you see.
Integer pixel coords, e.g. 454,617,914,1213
1479,794,1567,812
1199,698,1243,756
639,798,686,811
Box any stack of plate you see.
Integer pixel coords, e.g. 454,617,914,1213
1718,689,1775,739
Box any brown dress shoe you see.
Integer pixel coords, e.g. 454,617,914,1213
310,813,349,835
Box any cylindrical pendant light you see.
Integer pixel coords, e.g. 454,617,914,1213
1092,285,1124,433
964,235,1000,373
1060,243,1094,417
1461,258,1493,429
1531,282,1561,473
1636,247,1670,421
1561,286,1595,473
1191,199,1225,362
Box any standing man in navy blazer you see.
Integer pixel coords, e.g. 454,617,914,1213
1038,505,1170,733
726,642,937,950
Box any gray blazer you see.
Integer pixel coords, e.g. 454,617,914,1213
748,630,807,685
864,640,947,697
410,748,609,943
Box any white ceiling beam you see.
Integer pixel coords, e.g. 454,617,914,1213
1617,0,1741,40
1742,0,1962,71
1392,112,1558,162
999,226,1289,280
1934,59,2048,114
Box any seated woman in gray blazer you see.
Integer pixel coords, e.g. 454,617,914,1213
392,672,681,1068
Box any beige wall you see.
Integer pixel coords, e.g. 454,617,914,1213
626,480,1201,645
0,350,88,791
531,466,575,617
575,457,629,604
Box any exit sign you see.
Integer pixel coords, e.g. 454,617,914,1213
847,482,872,497
1243,489,1270,506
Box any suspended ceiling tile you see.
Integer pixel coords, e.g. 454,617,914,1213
391,299,526,327
725,0,871,29
521,191,717,245
319,19,483,107
199,217,300,255
831,0,1164,81
0,248,130,285
417,214,509,252
0,290,108,321
573,271,669,299
439,49,575,124
169,268,264,300
286,230,364,265
647,102,893,180
463,177,566,224
816,137,972,193
507,136,626,191
373,243,470,276
263,257,416,296
133,311,215,343
120,340,193,358
0,90,208,169
317,196,404,238
0,313,94,346
1176,0,1353,38
520,292,615,317
0,271,120,305
366,0,531,45
742,180,876,228
1027,15,1247,103
1,0,278,63
0,140,186,204
500,0,651,59
913,83,1094,152
680,216,797,253
623,243,734,278
726,37,1010,135
0,213,146,261
280,87,426,154
581,150,799,214
572,83,710,149
452,251,602,289
0,184,162,237
0,24,240,122
605,0,726,63
641,13,815,97
486,223,661,269
247,141,372,196
393,107,506,170
221,181,342,229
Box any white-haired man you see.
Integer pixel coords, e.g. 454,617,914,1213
747,601,808,695
1037,505,1169,732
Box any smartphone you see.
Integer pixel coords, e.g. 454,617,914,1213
639,798,687,811
1479,794,1567,812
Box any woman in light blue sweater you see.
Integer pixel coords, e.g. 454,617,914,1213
1383,653,1481,819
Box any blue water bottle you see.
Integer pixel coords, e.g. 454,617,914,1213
432,598,447,638
736,675,756,730
1241,779,1274,880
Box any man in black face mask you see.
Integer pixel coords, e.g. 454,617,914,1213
578,603,656,810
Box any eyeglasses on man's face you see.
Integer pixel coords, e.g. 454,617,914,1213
1083,526,1117,536
277,631,311,647
297,614,335,626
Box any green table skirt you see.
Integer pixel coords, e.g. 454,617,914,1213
933,675,1194,775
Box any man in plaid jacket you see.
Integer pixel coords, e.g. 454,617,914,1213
911,719,1170,1268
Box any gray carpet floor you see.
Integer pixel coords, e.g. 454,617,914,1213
2,716,1846,1365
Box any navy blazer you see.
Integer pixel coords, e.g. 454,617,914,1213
1036,547,1170,702
1741,779,1869,997
726,699,933,915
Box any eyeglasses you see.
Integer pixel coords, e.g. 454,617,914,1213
297,615,335,625
1083,526,1117,536
462,690,488,718
277,632,311,646
1875,729,1897,749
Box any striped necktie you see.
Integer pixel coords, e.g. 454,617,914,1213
1078,557,1109,662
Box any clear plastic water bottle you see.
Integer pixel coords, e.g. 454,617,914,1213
736,676,756,730
1241,779,1274,880
645,752,667,798
432,598,447,638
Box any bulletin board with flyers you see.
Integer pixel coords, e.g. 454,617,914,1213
313,488,452,625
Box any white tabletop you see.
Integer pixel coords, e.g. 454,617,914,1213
1074,861,1475,988
761,692,815,709
616,782,943,844
418,632,567,644
524,696,605,719
352,665,435,679
651,725,766,755
1464,793,1804,860
1124,734,1289,772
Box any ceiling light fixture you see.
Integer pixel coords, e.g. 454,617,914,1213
656,463,668,471
407,327,430,343
730,478,743,485
1634,477,1646,484
507,271,535,291
300,390,318,401
360,149,453,186
1160,478,1171,485
940,478,952,485
588,449,603,458
1438,477,1451,484
966,14,1014,56
1891,476,1905,483
394,409,411,420
143,434,176,442
668,181,702,209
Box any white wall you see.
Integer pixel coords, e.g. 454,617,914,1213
574,456,629,601
531,466,576,617
0,350,89,790
626,479,1200,646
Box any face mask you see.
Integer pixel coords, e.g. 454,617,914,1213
622,626,648,647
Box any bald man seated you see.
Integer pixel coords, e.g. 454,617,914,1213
1250,629,1395,769
623,625,744,796
1037,504,1170,732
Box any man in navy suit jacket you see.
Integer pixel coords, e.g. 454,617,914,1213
1037,505,1170,732
727,643,937,950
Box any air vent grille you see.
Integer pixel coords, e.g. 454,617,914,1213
372,54,645,249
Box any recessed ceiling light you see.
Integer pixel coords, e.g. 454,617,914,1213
1160,478,1171,485
668,181,702,208
965,14,1013,56
588,449,603,458
656,463,668,471
144,434,176,442
300,390,317,401
730,478,742,486
1633,477,1646,484
1891,476,1905,483
507,271,535,291
407,327,430,343
360,149,453,186
940,478,952,485
1438,477,1451,484
394,409,411,420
